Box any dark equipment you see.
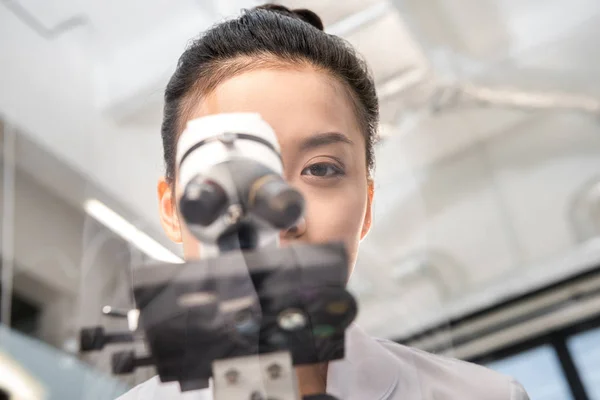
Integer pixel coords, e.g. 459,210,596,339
79,113,358,400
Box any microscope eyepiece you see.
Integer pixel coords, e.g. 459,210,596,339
180,177,229,227
249,175,304,230
176,113,301,246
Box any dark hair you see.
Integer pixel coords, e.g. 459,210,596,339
161,4,379,185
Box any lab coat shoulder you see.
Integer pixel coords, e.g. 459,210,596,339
376,338,530,400
115,327,529,400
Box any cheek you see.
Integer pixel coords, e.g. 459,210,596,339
302,184,368,268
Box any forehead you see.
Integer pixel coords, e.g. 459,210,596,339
189,67,362,148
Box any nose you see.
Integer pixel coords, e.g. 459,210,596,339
279,216,306,242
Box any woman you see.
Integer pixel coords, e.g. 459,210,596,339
118,4,529,399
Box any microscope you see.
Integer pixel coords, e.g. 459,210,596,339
80,113,357,400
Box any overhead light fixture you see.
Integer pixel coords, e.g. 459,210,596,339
84,199,184,264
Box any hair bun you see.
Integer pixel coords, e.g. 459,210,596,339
255,4,324,31
291,8,324,31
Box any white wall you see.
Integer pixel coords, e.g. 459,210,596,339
0,159,133,352
0,2,215,241
356,111,600,338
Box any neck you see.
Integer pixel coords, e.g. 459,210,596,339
295,362,328,398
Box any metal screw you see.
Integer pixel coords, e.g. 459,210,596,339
267,363,282,380
225,369,239,385
101,306,129,318
277,308,307,331
225,204,243,224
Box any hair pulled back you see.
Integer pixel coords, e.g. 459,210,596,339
162,4,379,184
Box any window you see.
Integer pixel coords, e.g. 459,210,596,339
568,328,600,399
486,345,574,400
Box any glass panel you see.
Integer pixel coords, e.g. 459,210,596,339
0,117,133,399
2,1,600,399
568,328,600,399
486,345,573,400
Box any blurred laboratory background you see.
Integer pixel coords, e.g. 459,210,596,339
1,0,600,399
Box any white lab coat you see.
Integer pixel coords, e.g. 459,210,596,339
116,325,529,400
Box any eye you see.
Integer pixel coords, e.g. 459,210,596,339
301,162,345,178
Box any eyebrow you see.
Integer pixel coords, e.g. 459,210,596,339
299,132,354,152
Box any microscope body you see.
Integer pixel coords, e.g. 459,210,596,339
80,113,357,400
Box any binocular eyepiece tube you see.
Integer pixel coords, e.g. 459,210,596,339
176,113,304,250
80,114,352,400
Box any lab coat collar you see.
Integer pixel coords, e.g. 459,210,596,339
327,325,400,400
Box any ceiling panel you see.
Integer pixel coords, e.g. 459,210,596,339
346,12,427,84
470,12,600,97
9,0,85,32
494,0,600,58
391,0,600,64
85,0,205,50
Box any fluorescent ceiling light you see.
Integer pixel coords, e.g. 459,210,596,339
84,199,184,264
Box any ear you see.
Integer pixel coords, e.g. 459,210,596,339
360,179,374,240
158,177,183,243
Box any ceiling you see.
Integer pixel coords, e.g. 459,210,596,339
1,0,600,339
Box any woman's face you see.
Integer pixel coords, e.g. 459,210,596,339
158,67,373,274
